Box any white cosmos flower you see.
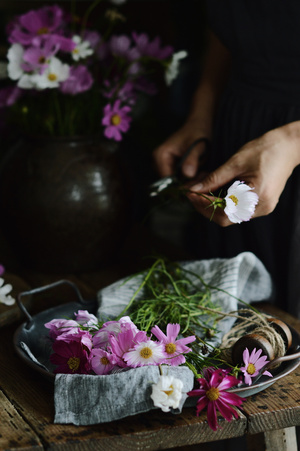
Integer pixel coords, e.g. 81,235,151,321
7,43,25,81
224,180,259,224
0,278,15,306
151,375,183,412
31,57,70,89
71,35,94,61
165,50,188,86
123,340,165,367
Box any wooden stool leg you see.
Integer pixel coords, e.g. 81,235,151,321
246,427,298,451
264,427,298,451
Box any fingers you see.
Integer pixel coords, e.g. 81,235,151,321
190,161,237,194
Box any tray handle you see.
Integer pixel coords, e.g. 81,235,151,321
17,279,86,326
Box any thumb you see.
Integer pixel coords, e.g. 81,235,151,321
190,161,238,194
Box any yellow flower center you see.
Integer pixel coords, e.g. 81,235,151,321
140,347,153,359
67,356,80,372
165,343,177,354
206,387,220,401
73,48,79,54
229,194,239,206
48,73,57,82
111,114,121,126
163,385,174,396
100,356,110,365
247,363,256,375
37,27,49,35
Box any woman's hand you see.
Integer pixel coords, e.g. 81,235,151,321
186,122,300,226
152,121,209,179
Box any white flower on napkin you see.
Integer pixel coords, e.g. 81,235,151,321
0,278,15,306
151,375,183,412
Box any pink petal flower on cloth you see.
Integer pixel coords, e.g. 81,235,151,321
44,318,79,340
102,99,132,141
90,348,116,375
188,368,245,431
50,339,91,374
151,323,195,366
240,348,273,386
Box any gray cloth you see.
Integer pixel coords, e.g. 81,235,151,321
54,365,194,425
54,251,273,425
97,251,273,349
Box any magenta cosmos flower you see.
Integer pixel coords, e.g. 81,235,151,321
240,348,273,386
151,323,195,366
188,368,245,431
8,5,65,46
102,99,132,141
50,338,91,374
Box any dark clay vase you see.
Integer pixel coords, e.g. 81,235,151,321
0,135,132,273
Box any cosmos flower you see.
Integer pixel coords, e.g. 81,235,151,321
31,56,69,89
165,50,188,85
50,338,91,374
0,278,15,306
151,323,195,366
123,339,165,367
224,181,259,224
8,5,65,46
240,347,273,386
71,35,94,61
151,375,183,412
102,99,132,141
90,348,116,375
188,367,245,431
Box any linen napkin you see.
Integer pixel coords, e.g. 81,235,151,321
54,251,273,425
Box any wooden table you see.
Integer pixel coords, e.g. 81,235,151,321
1,224,300,451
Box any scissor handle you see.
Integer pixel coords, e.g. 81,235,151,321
17,279,86,326
175,137,211,177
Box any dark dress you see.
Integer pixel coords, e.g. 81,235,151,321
192,0,300,315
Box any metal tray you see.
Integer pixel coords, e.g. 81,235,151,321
13,280,300,396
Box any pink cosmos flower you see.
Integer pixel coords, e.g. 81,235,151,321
8,6,65,46
74,309,98,326
0,85,22,107
44,318,79,340
188,368,245,431
90,348,116,375
50,338,91,374
55,330,93,353
109,35,139,61
102,99,132,141
22,38,59,74
108,328,145,367
151,323,195,366
60,65,93,95
240,348,273,386
132,32,173,60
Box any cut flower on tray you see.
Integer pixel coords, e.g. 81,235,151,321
44,253,276,429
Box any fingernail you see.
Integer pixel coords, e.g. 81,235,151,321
184,165,196,178
191,183,203,191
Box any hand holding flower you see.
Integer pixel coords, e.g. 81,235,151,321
186,124,300,226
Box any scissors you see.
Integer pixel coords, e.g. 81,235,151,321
149,137,211,197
